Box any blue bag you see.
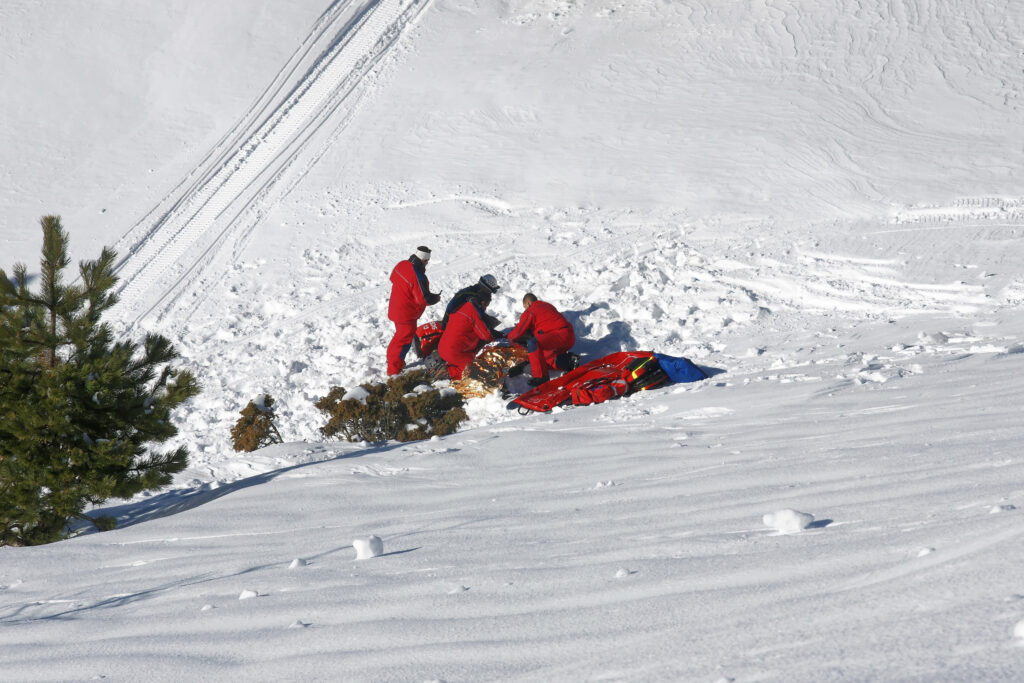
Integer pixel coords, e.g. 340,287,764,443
653,353,708,383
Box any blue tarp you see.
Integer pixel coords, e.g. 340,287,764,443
654,353,708,383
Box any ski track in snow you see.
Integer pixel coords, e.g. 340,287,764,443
110,0,428,329
86,0,1024,490
4,2,1024,679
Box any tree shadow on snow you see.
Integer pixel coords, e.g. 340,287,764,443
69,440,408,537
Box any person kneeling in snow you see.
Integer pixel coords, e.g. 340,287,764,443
442,274,502,331
508,293,576,385
438,290,499,380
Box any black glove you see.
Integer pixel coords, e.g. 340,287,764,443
426,292,441,305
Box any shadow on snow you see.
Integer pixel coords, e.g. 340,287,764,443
69,440,408,538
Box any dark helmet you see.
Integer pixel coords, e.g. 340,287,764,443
479,274,499,293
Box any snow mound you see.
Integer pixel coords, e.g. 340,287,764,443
763,509,815,534
353,535,384,560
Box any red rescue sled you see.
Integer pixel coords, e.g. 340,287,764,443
510,351,660,413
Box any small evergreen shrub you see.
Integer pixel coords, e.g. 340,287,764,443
315,370,466,443
230,394,284,452
0,216,200,546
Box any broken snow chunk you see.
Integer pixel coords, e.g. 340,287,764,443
918,331,949,345
1014,619,1024,639
238,589,259,600
288,558,307,569
353,535,384,560
343,386,371,402
762,509,815,534
990,504,1017,514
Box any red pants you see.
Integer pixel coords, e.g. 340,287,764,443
440,346,477,380
387,320,417,375
529,327,575,380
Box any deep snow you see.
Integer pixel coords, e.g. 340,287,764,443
2,0,1024,680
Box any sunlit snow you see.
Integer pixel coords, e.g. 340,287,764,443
2,0,1024,680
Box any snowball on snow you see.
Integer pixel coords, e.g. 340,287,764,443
353,535,384,560
763,509,815,534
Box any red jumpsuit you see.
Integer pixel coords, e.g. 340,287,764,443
508,300,575,381
438,300,495,380
387,258,431,375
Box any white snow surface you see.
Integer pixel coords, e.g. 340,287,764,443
3,0,1024,680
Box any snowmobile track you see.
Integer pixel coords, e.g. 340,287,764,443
111,0,429,329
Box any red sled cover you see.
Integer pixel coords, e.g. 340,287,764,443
570,377,628,405
414,321,444,358
511,351,658,413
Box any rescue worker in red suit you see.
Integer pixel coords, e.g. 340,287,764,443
387,246,441,375
438,290,497,380
508,292,576,385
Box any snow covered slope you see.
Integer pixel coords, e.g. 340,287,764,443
2,0,1024,680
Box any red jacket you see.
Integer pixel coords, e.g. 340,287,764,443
438,300,495,363
509,300,572,342
388,258,431,322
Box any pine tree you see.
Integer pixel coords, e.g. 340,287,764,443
0,216,200,545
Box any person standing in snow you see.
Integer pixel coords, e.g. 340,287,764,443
441,274,502,332
437,289,498,380
387,246,441,375
507,293,577,385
